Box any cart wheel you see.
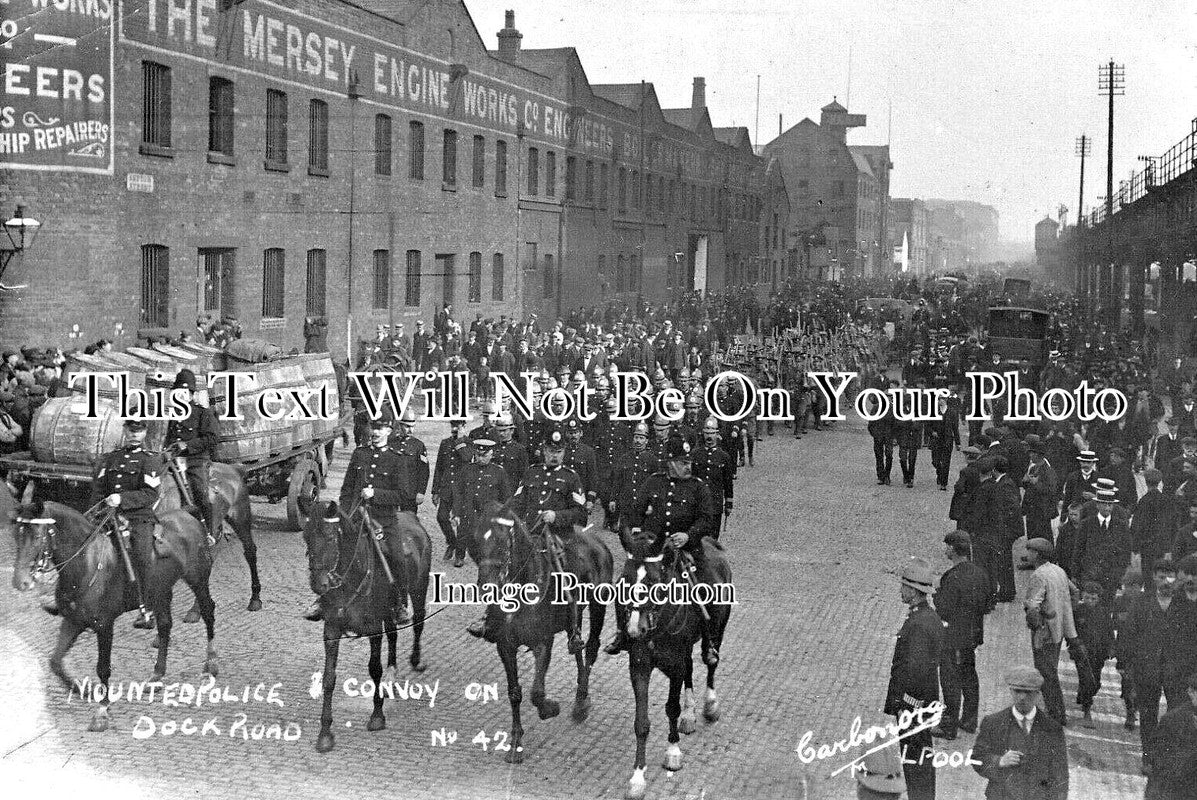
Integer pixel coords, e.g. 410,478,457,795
286,459,320,531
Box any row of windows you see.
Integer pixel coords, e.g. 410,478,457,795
142,60,762,217
138,246,507,326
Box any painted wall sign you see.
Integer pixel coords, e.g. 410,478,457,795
1,0,115,174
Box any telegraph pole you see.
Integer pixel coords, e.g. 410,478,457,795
1075,134,1090,307
1098,60,1125,327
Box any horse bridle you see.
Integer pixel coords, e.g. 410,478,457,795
313,507,374,608
15,515,60,577
480,512,547,590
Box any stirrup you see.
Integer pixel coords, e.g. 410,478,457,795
567,631,584,655
133,608,156,629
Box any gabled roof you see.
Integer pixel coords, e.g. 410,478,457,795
512,47,574,77
661,108,693,130
713,127,750,148
592,83,646,108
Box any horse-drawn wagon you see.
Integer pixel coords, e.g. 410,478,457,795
0,346,350,531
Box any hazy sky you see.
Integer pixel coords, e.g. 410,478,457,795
463,0,1197,243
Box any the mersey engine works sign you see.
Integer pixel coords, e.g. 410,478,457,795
1,0,114,174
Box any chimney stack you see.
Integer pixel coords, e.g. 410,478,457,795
691,77,706,126
497,10,522,60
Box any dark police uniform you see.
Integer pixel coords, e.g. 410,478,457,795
431,429,467,556
340,440,408,556
564,436,599,508
492,437,528,487
510,462,589,540
164,389,219,540
627,453,717,568
691,440,734,539
884,594,944,800
388,429,430,513
89,441,163,592
452,458,513,555
611,447,660,530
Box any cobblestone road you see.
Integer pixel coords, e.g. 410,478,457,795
1,411,1145,800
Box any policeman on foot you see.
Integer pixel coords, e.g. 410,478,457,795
431,418,468,562
450,439,513,567
692,417,735,539
605,436,719,664
467,429,588,653
87,419,163,629
163,368,219,545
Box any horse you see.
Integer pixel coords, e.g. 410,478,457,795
157,458,262,619
303,500,431,753
5,482,218,733
474,501,613,763
623,540,732,800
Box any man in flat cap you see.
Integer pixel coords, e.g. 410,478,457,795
884,557,943,800
1022,537,1078,726
972,665,1068,800
933,531,990,739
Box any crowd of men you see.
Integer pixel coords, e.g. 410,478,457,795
871,293,1197,799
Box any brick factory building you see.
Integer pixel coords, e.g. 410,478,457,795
1,0,770,359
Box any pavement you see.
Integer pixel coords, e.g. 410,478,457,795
0,409,1146,800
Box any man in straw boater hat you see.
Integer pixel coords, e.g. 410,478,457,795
1060,449,1100,511
883,557,943,800
971,665,1069,800
1072,486,1132,603
1021,537,1078,727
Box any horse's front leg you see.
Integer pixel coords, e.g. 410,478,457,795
663,668,684,772
408,575,428,673
530,641,559,720
49,617,85,693
626,659,652,800
315,623,341,752
88,622,115,732
151,587,173,681
367,633,386,731
679,657,697,734
499,641,525,764
384,621,398,684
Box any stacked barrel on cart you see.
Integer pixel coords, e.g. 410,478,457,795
10,343,345,529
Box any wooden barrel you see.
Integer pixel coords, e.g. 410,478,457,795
294,353,340,443
31,396,125,466
175,341,227,372
214,359,306,461
125,347,182,392
63,352,147,402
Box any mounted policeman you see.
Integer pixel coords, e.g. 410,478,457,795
163,368,219,545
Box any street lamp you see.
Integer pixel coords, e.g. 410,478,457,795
1,205,41,290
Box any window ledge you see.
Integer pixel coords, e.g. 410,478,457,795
207,151,237,166
264,159,290,173
442,180,457,192
495,191,508,199
139,143,175,159
308,165,330,178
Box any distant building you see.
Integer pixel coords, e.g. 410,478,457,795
1035,217,1060,275
890,198,929,275
761,99,890,279
925,200,1002,265
929,207,966,274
